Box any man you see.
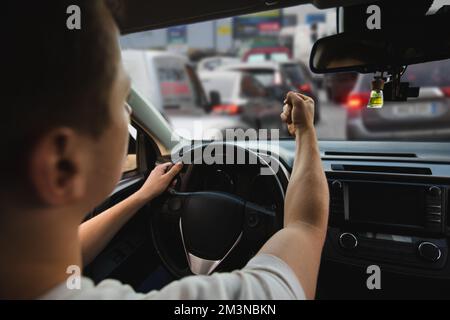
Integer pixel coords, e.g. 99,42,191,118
0,1,329,299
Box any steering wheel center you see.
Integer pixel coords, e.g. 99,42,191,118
181,192,244,260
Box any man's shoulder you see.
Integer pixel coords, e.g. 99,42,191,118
39,277,146,300
40,254,305,300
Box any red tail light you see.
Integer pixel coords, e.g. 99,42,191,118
212,104,242,115
345,92,370,110
298,83,312,94
441,87,450,97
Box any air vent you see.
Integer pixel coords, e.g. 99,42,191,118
331,164,432,175
324,151,417,158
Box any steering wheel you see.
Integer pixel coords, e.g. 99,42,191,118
149,143,287,278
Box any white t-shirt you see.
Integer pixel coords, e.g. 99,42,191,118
39,254,305,300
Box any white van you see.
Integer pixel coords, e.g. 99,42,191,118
121,50,249,140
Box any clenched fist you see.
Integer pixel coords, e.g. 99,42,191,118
280,91,315,136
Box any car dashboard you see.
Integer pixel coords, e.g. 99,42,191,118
240,140,450,299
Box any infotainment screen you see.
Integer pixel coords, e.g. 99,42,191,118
347,182,426,227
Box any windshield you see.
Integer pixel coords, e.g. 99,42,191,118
120,4,450,142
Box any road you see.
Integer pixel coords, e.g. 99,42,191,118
314,90,347,140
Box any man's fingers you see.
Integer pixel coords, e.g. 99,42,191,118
296,92,313,102
286,91,310,105
165,162,183,179
154,162,172,173
295,92,308,100
286,91,302,104
281,103,293,124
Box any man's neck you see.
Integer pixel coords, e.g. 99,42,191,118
0,210,82,299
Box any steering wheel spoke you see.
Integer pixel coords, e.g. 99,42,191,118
180,218,243,275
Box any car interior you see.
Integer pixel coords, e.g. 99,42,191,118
83,0,450,299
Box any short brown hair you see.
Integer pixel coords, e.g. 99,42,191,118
2,1,118,190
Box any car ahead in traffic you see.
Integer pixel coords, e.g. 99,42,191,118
196,56,240,72
199,70,288,136
242,46,292,63
344,59,450,140
323,72,358,104
121,50,249,139
219,61,321,123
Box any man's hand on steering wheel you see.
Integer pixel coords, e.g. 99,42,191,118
136,162,183,202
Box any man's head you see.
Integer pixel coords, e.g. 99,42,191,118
2,1,131,219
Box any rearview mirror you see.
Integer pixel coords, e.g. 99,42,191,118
310,11,450,74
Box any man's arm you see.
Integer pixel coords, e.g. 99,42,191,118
258,91,329,299
79,162,182,266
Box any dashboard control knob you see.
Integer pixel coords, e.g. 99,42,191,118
339,232,358,250
418,242,441,262
428,186,442,198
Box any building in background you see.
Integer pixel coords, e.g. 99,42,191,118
119,5,335,58
120,18,234,54
120,0,450,55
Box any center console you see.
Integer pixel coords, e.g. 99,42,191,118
327,176,449,270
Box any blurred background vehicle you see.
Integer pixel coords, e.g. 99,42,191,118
199,70,288,136
121,50,249,139
323,72,358,104
242,46,292,62
345,59,450,140
196,56,240,72
219,60,321,122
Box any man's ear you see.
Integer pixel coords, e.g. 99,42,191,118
28,128,86,206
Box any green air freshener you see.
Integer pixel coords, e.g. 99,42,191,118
367,78,384,109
